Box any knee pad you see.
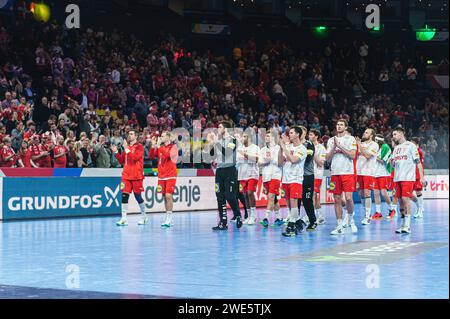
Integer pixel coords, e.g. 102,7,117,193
122,193,130,204
134,193,144,204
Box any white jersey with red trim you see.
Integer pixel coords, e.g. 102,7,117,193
313,143,327,179
392,141,420,182
356,140,379,176
327,135,357,176
237,144,260,181
259,144,282,182
281,143,307,184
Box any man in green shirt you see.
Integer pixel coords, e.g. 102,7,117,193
373,134,397,220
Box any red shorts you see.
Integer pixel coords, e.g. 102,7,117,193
121,179,144,194
314,179,322,194
239,179,258,193
281,183,302,200
330,175,356,195
394,181,415,198
263,179,281,195
374,176,390,190
157,179,176,195
414,178,423,191
357,176,374,190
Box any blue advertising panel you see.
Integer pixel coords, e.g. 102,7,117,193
2,177,121,220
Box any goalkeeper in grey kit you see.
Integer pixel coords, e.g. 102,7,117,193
206,121,243,230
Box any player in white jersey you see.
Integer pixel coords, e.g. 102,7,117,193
234,132,249,221
356,128,379,225
279,126,308,237
258,129,283,227
390,127,423,234
373,134,397,220
326,119,358,235
237,131,260,225
309,129,327,225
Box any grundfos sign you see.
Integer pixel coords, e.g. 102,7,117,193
2,177,121,220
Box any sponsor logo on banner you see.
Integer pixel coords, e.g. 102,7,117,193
422,175,449,199
128,177,215,212
2,177,121,220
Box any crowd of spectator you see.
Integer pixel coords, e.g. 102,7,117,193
0,19,448,169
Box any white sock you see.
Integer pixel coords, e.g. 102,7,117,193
375,204,381,213
418,196,424,210
347,212,355,225
121,203,128,219
337,219,343,227
250,207,256,218
290,207,299,221
405,214,411,228
166,211,173,223
274,209,281,219
265,210,270,219
316,208,323,218
365,198,372,218
139,202,146,216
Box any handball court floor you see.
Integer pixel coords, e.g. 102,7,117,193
0,200,448,299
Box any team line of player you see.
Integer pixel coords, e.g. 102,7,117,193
113,119,425,236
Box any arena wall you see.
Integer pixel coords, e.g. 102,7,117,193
0,169,448,220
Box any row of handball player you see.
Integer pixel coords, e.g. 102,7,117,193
110,119,424,236
203,119,424,236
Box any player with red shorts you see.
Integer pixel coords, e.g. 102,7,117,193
258,129,283,227
356,128,379,225
390,127,422,234
236,132,260,225
279,126,308,237
325,119,358,235
112,130,147,226
149,131,179,227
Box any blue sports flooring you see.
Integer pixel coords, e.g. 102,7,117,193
0,200,448,299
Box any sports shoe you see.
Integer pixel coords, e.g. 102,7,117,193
272,218,284,227
212,223,228,231
413,208,424,219
387,209,396,220
295,219,306,234
342,214,349,228
246,216,257,225
301,215,310,225
230,216,237,222
282,222,297,237
116,218,128,226
243,218,250,225
350,222,358,233
236,217,243,229
372,212,383,220
317,216,326,225
161,220,173,227
306,222,318,231
262,218,269,228
401,226,411,234
361,217,371,225
330,225,344,235
138,217,149,225
396,226,411,234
